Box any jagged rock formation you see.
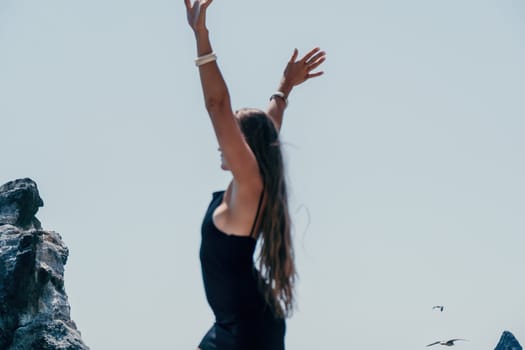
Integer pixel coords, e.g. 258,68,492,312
495,331,523,350
0,178,89,350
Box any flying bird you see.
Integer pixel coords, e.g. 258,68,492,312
426,339,468,347
432,305,444,312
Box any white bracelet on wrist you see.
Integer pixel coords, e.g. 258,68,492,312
270,91,288,108
195,52,217,67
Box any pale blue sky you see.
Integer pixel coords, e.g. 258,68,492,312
1,1,524,349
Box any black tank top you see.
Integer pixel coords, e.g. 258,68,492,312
199,191,266,323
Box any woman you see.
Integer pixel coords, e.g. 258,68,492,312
184,0,326,349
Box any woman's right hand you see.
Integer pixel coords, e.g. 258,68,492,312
184,0,213,33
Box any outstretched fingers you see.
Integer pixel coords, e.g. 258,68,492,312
306,50,326,65
307,55,325,70
300,47,322,64
305,49,326,79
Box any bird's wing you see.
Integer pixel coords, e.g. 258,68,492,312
449,339,468,344
426,341,441,347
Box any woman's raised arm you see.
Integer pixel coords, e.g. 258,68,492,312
267,48,326,132
185,0,260,186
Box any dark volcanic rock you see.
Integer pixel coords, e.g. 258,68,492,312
495,331,522,350
0,178,43,230
0,178,89,350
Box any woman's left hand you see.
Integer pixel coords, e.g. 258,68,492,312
184,0,213,33
282,47,326,89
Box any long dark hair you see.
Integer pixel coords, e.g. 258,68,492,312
237,108,296,318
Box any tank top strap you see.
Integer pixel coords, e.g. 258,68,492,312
249,190,264,238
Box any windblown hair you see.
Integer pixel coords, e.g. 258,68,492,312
237,108,296,318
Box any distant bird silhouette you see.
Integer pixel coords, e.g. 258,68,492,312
432,305,444,312
426,339,468,347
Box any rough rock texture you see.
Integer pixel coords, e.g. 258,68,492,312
0,178,89,350
495,331,523,350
